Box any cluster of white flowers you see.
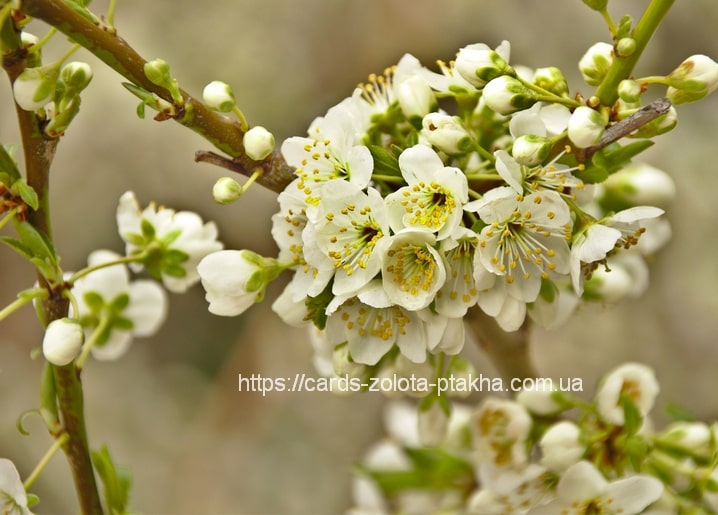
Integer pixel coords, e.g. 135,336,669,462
350,363,718,514
196,40,703,383
42,192,222,366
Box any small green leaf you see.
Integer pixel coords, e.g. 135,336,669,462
0,236,33,261
26,494,40,508
616,15,633,40
581,0,608,11
305,280,334,330
12,179,40,210
368,145,401,177
0,143,22,185
92,444,132,515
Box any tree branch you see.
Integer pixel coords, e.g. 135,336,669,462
21,0,296,193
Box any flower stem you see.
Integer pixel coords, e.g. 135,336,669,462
68,253,145,284
75,315,112,371
593,0,676,107
0,288,47,322
23,432,69,491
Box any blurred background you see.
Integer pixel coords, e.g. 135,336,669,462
1,0,717,512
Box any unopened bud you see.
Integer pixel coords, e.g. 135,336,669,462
601,162,675,209
202,80,236,112
666,54,718,104
533,67,569,97
454,41,512,88
539,421,585,473
144,58,172,87
59,61,93,99
396,75,435,120
483,75,538,115
616,38,637,58
421,112,470,154
631,106,678,138
43,318,84,366
243,126,275,161
618,79,642,103
512,134,553,166
212,177,243,204
567,106,606,148
579,42,614,86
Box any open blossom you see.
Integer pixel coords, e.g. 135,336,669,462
73,249,168,361
116,191,223,293
455,41,512,88
494,149,584,196
325,280,431,364
595,362,659,426
570,206,664,294
281,102,373,200
381,229,446,311
0,459,32,515
385,145,468,240
310,180,390,297
527,461,663,515
435,229,480,317
467,187,572,305
472,398,532,469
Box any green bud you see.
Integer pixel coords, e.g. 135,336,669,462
144,58,183,104
666,54,718,104
616,38,637,58
579,42,613,86
212,176,243,204
482,75,538,115
512,134,553,166
59,61,93,99
618,79,642,103
533,66,569,97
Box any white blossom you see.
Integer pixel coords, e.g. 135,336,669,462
0,459,32,515
385,144,468,240
595,362,659,426
472,397,532,469
455,41,512,88
527,461,662,515
539,421,585,473
42,317,84,366
116,191,223,293
579,42,614,86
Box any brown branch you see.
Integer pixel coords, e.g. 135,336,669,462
21,0,295,193
195,149,296,193
465,306,538,382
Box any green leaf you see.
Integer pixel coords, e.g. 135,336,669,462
581,0,608,11
368,145,401,177
0,235,33,261
305,280,334,330
0,143,22,185
616,15,633,40
12,179,40,210
91,445,132,515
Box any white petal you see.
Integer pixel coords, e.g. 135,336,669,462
91,330,133,361
577,224,622,262
606,475,663,513
609,206,664,224
126,280,168,336
398,144,444,184
556,461,607,501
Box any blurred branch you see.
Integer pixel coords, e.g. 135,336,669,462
465,307,537,381
195,150,295,193
20,0,296,193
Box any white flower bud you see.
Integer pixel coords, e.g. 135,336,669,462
202,80,236,112
421,112,470,154
12,63,60,111
579,42,614,86
332,344,366,379
512,134,553,166
483,75,538,115
212,176,243,204
43,318,84,366
602,162,676,209
539,421,585,473
243,126,275,161
662,421,712,454
616,38,637,58
516,386,562,416
567,106,606,148
533,66,569,97
595,362,659,426
472,398,532,468
60,61,93,96
396,75,435,119
631,106,678,138
454,41,511,88
587,261,635,303
666,54,718,104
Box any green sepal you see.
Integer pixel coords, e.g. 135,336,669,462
159,227,182,247
110,293,130,312
83,291,104,311
91,444,132,515
305,280,334,330
537,277,558,303
616,15,634,41
140,217,155,240
664,402,697,422
162,263,187,278
620,393,642,436
111,316,134,332
368,145,401,177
